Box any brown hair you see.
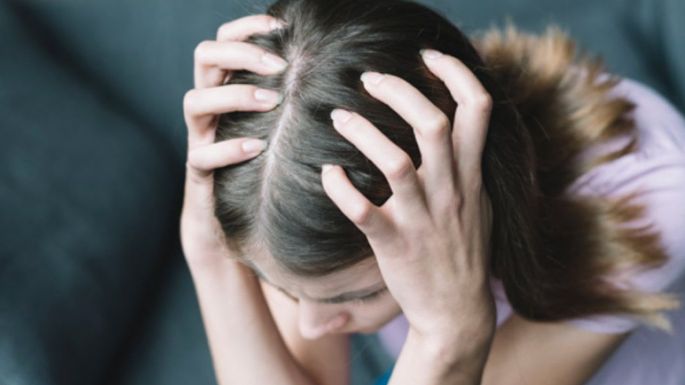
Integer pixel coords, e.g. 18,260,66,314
213,0,680,332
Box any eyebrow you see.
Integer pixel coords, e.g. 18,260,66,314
245,261,386,304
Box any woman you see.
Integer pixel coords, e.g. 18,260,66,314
180,0,685,384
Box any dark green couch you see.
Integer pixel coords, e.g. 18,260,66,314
1,0,683,384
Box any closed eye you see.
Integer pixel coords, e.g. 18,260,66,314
252,263,387,305
273,284,389,305
347,287,389,305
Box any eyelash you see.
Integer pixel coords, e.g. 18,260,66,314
350,287,388,305
273,283,388,305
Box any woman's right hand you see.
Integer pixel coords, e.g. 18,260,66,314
180,14,288,268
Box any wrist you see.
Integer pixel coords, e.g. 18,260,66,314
406,316,495,369
407,289,497,360
186,253,252,281
390,329,492,385
405,330,482,366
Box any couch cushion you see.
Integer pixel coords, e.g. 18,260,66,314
6,0,243,159
623,0,685,110
0,3,183,385
104,252,217,385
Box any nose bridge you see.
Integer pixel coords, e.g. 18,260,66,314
298,300,345,338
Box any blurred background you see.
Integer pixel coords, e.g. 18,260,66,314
1,0,683,384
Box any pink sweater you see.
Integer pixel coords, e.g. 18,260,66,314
377,76,685,384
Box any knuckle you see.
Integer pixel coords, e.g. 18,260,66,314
183,89,199,112
430,189,457,215
437,195,457,217
216,23,230,40
186,148,202,169
185,156,197,171
261,14,279,29
450,190,464,212
469,92,493,111
385,153,414,181
421,113,450,138
466,175,485,196
450,188,464,210
185,159,208,185
349,202,374,227
194,40,214,63
185,158,203,180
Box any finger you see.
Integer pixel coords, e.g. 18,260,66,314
359,71,457,212
183,84,283,147
193,14,287,89
420,49,492,182
186,137,267,183
216,14,287,42
320,164,397,242
182,138,266,223
194,40,288,89
330,109,429,226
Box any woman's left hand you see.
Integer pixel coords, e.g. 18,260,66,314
321,48,496,353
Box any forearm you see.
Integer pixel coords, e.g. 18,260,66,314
388,327,493,385
187,260,318,385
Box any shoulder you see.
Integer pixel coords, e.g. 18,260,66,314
610,76,685,158
562,75,685,333
569,75,685,279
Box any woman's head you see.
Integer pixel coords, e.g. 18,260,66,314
213,0,521,335
214,0,680,336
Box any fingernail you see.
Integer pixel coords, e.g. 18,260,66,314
254,88,283,104
242,139,267,154
269,19,287,30
262,53,288,71
330,108,352,125
322,164,334,174
360,71,384,85
420,48,442,60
